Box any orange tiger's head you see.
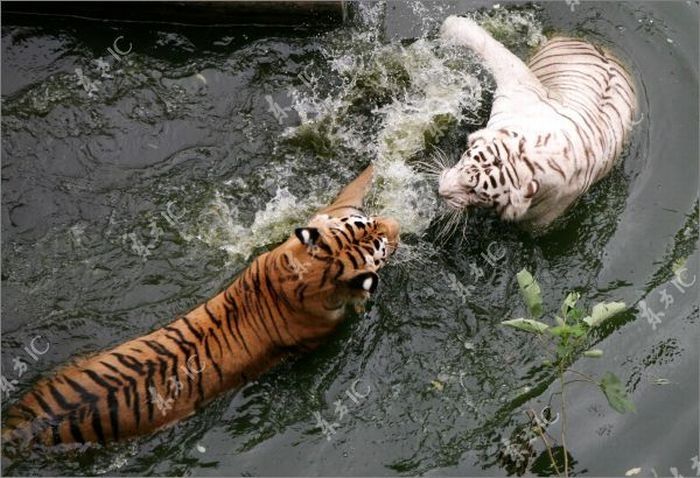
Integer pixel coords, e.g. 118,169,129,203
271,166,400,325
281,213,399,316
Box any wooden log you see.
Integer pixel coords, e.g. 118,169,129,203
2,1,347,26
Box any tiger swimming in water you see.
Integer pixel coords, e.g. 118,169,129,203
2,166,399,451
437,16,638,228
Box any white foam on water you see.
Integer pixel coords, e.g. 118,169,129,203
468,6,546,51
89,442,138,475
367,39,484,235
195,187,323,263
282,36,486,238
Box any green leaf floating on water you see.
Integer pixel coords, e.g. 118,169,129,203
548,323,587,338
516,269,544,319
599,371,635,413
583,302,626,327
502,318,549,333
560,291,580,318
430,380,445,392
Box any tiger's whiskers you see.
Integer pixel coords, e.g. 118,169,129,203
433,204,468,245
413,147,455,179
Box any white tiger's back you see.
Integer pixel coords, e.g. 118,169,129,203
528,38,637,183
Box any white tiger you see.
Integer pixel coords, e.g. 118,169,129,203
437,16,638,228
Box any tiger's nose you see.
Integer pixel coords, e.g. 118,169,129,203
438,169,461,198
438,170,470,210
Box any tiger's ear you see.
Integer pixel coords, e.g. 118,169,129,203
524,179,539,199
346,271,379,293
504,180,538,221
295,227,320,246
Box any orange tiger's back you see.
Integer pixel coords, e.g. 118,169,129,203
3,165,400,452
3,295,274,448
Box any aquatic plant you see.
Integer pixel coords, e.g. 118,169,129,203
502,269,634,477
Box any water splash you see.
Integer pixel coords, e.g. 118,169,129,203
196,188,323,262
192,2,545,259
468,5,546,52
368,39,484,235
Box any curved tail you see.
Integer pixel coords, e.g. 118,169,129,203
440,16,543,93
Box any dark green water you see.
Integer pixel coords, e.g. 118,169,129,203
1,1,698,476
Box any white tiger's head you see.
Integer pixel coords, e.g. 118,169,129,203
438,129,539,221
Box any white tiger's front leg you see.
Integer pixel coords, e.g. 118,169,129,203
501,179,540,223
440,16,543,94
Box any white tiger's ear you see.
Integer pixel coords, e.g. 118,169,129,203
503,180,538,222
295,227,320,246
524,179,539,199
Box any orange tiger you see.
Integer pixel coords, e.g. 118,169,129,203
2,165,399,451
